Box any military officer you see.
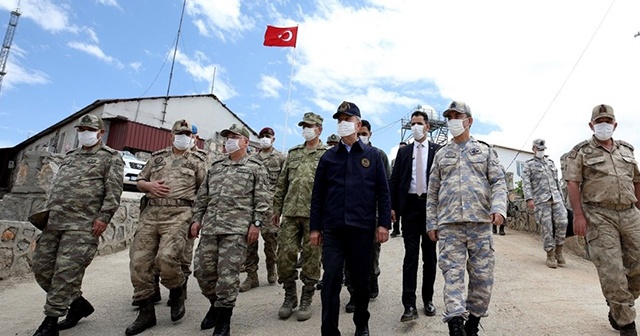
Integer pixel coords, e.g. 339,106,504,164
273,112,328,321
566,104,640,336
31,114,124,336
326,134,340,147
125,119,207,335
426,101,507,336
190,123,271,336
522,138,568,268
239,126,285,292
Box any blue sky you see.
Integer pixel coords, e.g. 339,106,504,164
1,0,640,165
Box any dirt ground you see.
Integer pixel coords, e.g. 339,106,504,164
0,229,625,335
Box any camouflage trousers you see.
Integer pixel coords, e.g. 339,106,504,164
277,216,321,285
534,200,568,251
194,234,247,308
243,224,278,274
129,206,190,302
32,230,98,317
584,204,640,326
180,238,195,276
438,222,494,322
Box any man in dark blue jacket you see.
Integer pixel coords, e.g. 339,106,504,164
310,101,391,336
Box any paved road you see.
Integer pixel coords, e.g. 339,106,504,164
0,229,623,335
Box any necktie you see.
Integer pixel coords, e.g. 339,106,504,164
416,144,424,196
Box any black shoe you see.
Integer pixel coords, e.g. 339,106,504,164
345,298,356,313
424,301,436,316
492,225,497,234
213,307,232,336
354,325,370,336
125,300,156,336
465,314,481,336
58,296,95,330
34,316,58,336
316,280,323,291
447,316,465,336
390,231,399,238
201,300,218,330
620,322,637,336
169,287,185,322
499,225,506,236
400,306,418,322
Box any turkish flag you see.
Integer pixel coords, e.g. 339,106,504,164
263,25,298,48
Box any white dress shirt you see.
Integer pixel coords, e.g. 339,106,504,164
409,140,429,194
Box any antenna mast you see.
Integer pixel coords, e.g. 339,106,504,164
161,0,187,124
0,1,21,93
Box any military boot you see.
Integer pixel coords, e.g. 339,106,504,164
239,272,259,292
201,298,218,330
278,282,298,319
546,249,557,268
621,322,638,336
267,264,278,284
555,245,566,267
492,225,497,234
213,307,233,336
125,300,156,335
499,225,506,235
465,314,481,336
132,275,161,306
33,316,58,336
58,296,95,330
297,285,316,321
169,286,186,321
447,316,465,336
167,276,188,306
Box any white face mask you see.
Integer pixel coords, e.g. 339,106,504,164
337,121,356,137
189,137,195,148
302,127,317,141
224,138,241,153
447,118,467,137
259,137,273,149
173,134,191,150
78,131,99,147
535,150,545,158
359,135,370,145
411,124,425,141
593,122,614,141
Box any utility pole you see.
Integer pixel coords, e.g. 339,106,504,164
0,1,21,93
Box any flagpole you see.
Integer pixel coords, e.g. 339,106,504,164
281,44,297,153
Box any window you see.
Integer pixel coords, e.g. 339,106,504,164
516,161,525,177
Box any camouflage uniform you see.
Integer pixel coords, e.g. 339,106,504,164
565,135,640,328
522,155,568,252
243,148,285,275
129,142,207,302
192,153,270,308
273,140,327,286
32,115,124,319
426,136,507,322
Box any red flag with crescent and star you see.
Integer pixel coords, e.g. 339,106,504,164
263,25,298,48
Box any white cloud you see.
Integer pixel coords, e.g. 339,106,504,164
84,27,99,43
258,74,283,98
129,62,142,72
288,0,640,164
0,44,50,90
96,0,122,10
0,0,78,33
172,49,237,101
185,0,254,41
67,41,124,69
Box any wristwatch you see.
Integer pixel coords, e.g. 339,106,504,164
252,220,262,228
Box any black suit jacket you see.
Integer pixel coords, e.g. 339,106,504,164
389,141,441,216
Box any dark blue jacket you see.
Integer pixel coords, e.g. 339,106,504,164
310,139,391,232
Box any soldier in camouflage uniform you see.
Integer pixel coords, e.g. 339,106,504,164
522,138,568,268
190,123,271,335
326,134,340,147
566,104,640,336
31,114,124,336
426,101,507,336
273,112,327,321
125,119,207,336
239,127,285,292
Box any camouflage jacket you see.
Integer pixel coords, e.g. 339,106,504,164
522,156,563,204
137,147,208,202
251,149,285,192
46,142,124,231
426,137,507,231
273,141,328,218
192,154,271,235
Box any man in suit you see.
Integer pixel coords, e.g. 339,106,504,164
391,142,408,238
389,110,441,322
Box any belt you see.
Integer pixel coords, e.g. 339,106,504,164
408,193,427,200
586,202,634,211
148,198,194,207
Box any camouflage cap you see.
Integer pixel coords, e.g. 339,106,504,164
532,138,547,150
259,127,275,136
297,112,324,127
591,104,615,121
443,100,472,118
221,123,250,138
326,134,340,143
75,114,104,130
172,119,192,134
332,101,361,119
